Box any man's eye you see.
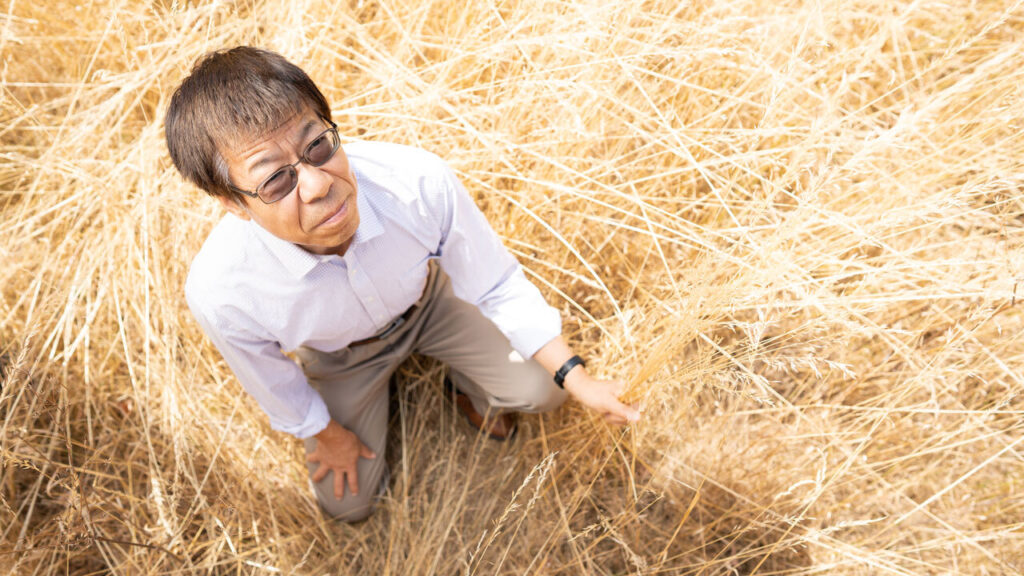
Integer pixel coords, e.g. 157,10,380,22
308,136,327,151
306,135,334,164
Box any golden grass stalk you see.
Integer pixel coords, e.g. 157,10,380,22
2,0,1024,573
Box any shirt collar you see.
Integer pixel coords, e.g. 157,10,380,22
349,170,385,245
249,169,385,279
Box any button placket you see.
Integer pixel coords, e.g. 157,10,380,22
346,251,390,331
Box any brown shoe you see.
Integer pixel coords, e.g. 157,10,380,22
444,376,518,441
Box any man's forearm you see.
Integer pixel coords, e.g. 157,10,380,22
532,335,589,393
533,335,641,423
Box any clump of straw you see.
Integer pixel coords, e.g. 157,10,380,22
2,0,1023,573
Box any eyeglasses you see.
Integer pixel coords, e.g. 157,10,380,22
227,119,341,204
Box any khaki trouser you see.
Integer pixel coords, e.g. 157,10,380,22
295,263,567,522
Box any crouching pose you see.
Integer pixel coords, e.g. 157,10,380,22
165,46,640,522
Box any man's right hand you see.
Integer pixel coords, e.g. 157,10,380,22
308,419,377,499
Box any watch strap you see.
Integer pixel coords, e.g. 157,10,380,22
553,355,585,388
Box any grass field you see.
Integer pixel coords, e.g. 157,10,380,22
2,0,1024,573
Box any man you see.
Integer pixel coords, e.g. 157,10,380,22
165,46,640,522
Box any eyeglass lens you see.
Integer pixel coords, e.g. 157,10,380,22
258,127,340,203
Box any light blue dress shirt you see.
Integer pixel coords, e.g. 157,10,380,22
185,141,562,439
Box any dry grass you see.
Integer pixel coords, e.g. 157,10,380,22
3,0,1024,573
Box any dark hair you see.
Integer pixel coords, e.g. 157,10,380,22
165,46,331,199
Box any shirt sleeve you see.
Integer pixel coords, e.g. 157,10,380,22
429,161,562,358
186,295,331,439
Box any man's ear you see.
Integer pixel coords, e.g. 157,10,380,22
218,194,252,221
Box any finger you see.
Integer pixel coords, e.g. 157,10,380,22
601,402,639,425
311,463,328,484
306,452,320,463
334,468,345,499
611,399,641,422
604,412,628,426
346,466,360,496
359,443,377,460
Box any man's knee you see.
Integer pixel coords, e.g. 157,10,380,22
319,489,376,523
306,453,388,523
312,471,383,523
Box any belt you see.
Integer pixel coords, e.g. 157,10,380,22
348,304,418,347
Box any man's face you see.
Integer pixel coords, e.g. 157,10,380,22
219,110,360,256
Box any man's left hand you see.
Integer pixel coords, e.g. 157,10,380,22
563,371,641,426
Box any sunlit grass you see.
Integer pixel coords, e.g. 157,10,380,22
2,0,1023,573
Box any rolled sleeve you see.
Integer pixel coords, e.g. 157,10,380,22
430,163,562,358
475,266,562,358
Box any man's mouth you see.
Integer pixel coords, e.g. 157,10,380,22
316,196,349,228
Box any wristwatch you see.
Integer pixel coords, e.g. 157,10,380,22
553,355,585,389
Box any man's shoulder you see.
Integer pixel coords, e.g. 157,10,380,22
346,141,457,213
345,140,450,185
345,140,445,168
184,215,258,311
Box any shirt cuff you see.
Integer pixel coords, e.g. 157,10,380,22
274,394,332,439
506,305,562,359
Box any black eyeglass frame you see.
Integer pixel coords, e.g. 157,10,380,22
226,118,341,204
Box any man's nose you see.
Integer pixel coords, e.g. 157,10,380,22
295,164,332,203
